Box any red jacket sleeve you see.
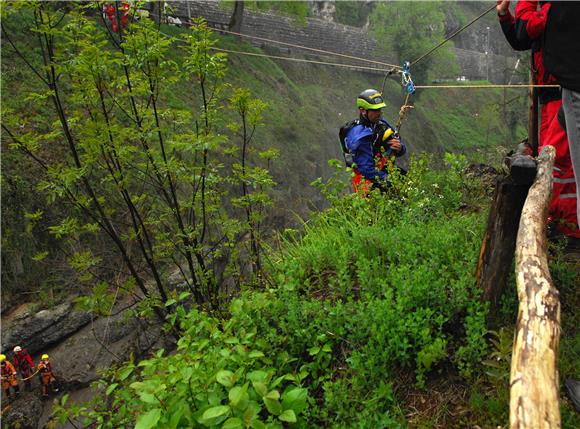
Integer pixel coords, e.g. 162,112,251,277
515,1,551,40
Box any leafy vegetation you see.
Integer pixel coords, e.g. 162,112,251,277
1,3,276,321
52,153,497,428
3,3,577,428
370,1,460,86
1,2,528,306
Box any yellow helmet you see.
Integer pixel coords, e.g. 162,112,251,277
0,354,6,362
42,354,49,360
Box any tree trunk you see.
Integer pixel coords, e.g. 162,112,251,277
476,174,530,312
228,0,244,33
510,145,560,429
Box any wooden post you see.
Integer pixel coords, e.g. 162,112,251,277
510,145,560,429
476,174,530,310
528,57,539,156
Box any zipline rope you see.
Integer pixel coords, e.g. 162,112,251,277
192,22,402,70
212,47,559,90
411,4,496,67
211,47,391,72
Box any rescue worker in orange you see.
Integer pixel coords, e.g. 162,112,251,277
37,354,58,397
1,354,20,399
343,89,406,193
13,345,34,391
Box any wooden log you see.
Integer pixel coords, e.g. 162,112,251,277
528,60,539,156
510,145,560,429
476,175,530,312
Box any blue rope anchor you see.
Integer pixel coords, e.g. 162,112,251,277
401,61,415,95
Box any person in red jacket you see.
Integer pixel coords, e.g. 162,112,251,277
497,0,579,238
1,354,20,399
13,345,34,391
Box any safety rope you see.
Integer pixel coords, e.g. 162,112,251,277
19,368,41,381
414,84,560,89
211,47,391,72
395,93,414,132
411,4,496,67
1,367,41,382
190,21,402,70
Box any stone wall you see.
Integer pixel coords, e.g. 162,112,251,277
168,1,522,83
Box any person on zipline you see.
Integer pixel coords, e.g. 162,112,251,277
340,89,406,194
497,0,579,239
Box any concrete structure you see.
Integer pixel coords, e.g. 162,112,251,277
169,1,522,83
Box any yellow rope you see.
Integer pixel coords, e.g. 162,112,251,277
19,368,41,381
414,84,560,89
2,368,41,382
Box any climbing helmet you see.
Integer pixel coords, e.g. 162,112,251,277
356,89,386,110
13,346,22,353
42,354,49,360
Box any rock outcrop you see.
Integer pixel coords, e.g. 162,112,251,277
1,303,91,356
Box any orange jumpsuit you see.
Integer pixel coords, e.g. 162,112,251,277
1,361,19,397
37,360,56,395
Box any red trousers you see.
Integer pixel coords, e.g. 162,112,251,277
539,100,579,238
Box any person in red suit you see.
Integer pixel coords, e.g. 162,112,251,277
497,0,579,238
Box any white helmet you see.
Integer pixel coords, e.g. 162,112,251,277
13,346,22,353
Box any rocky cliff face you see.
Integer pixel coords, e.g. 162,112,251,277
309,0,336,22
1,300,169,428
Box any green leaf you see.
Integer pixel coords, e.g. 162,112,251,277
105,383,118,395
178,291,191,301
134,408,161,429
138,392,159,405
250,419,267,429
229,382,249,410
242,401,261,427
216,370,235,387
252,381,268,397
222,417,243,429
130,382,147,391
281,387,308,414
200,405,231,427
165,298,177,307
308,346,320,356
263,392,282,416
32,251,49,261
278,409,297,423
248,350,265,359
247,370,268,382
119,366,134,381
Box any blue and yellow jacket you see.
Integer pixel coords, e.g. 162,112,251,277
344,118,406,182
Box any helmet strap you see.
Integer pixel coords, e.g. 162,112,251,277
359,110,372,127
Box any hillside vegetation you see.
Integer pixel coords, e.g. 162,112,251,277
1,3,577,428
53,156,579,428
1,4,527,305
